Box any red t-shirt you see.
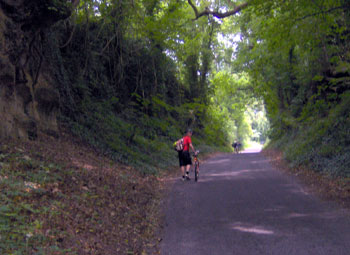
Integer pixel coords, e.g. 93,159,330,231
183,136,192,151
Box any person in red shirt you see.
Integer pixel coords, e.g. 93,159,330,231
179,129,196,181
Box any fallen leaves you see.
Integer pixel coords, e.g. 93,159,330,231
0,132,163,254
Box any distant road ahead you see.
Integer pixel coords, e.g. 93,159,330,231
160,149,350,255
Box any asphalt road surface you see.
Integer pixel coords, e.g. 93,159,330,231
160,149,350,255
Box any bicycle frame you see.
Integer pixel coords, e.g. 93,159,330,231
193,154,199,181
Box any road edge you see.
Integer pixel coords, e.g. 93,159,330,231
262,148,350,210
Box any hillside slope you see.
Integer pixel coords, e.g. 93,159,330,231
0,130,162,254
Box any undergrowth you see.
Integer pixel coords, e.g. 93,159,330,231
62,97,230,175
268,92,350,177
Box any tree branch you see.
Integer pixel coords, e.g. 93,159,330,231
187,0,199,18
296,5,346,21
59,21,76,48
188,0,248,20
99,33,118,55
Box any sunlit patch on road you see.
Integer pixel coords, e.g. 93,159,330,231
231,223,274,235
199,168,272,182
281,183,310,196
206,169,267,177
251,159,270,164
264,206,286,212
205,158,231,164
285,213,309,218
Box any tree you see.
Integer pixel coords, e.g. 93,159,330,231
187,0,248,20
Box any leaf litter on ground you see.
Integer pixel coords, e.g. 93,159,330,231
0,130,163,254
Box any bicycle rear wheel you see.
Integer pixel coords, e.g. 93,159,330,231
194,163,199,182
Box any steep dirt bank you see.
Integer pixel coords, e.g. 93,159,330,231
0,1,78,140
263,149,350,209
0,129,162,254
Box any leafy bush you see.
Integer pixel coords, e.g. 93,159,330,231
270,92,350,177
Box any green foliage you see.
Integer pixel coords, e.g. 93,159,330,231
269,90,350,177
208,70,265,149
52,0,236,172
65,90,228,174
231,0,350,176
246,105,270,143
46,0,273,175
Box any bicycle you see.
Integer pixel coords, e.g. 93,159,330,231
193,151,200,182
237,143,242,153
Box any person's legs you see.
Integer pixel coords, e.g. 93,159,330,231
186,164,191,174
179,151,186,180
180,151,192,180
185,164,191,179
181,166,185,179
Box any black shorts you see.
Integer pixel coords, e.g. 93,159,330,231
178,150,192,167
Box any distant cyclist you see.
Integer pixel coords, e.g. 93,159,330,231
178,129,196,181
232,141,238,153
237,141,242,153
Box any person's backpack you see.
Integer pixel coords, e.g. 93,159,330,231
173,138,184,152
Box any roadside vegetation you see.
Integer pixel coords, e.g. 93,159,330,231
232,0,350,178
49,0,268,173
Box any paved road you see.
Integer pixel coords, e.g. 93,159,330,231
160,150,350,255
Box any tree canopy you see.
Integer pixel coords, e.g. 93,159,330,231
2,0,348,174
49,0,350,175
